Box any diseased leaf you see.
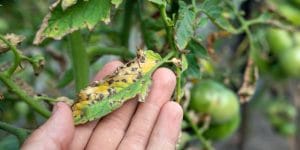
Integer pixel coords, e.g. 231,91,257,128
72,50,165,125
34,0,111,44
174,1,196,50
111,0,123,7
199,0,235,33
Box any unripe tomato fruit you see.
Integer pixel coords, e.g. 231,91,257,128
279,46,300,77
189,80,240,123
203,113,240,140
266,28,293,54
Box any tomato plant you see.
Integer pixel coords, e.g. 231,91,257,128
0,0,299,150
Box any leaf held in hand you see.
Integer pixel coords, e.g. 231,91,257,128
72,50,163,125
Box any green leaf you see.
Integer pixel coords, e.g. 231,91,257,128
34,0,111,44
199,0,235,33
187,39,207,58
111,0,123,7
174,1,196,50
183,39,207,78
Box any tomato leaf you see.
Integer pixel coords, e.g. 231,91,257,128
34,0,111,44
174,1,196,51
72,50,168,125
184,39,207,78
199,0,235,33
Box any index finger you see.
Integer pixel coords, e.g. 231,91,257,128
69,60,123,150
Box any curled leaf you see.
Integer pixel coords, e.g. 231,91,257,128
34,0,111,44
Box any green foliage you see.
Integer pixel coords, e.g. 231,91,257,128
199,0,235,32
174,1,196,50
34,0,112,44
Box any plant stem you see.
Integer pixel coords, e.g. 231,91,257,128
0,73,51,118
0,35,21,76
0,121,31,143
69,31,89,92
159,3,177,52
157,2,184,104
175,67,182,103
184,112,214,150
121,0,135,47
87,46,135,60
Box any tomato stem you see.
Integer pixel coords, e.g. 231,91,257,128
184,112,214,150
0,121,31,144
69,31,90,93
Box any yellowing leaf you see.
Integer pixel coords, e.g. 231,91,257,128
72,50,169,125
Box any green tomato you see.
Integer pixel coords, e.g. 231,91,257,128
278,3,300,25
190,80,240,123
279,46,300,77
266,28,293,54
203,113,240,141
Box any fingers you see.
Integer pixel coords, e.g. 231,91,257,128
86,99,138,150
22,102,74,150
146,102,183,150
118,68,176,150
69,60,123,150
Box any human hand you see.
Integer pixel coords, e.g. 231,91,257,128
21,61,183,150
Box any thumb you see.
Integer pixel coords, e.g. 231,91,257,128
22,102,75,150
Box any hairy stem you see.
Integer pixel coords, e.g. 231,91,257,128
159,4,176,52
175,67,182,103
0,73,51,118
0,35,21,76
69,31,89,92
